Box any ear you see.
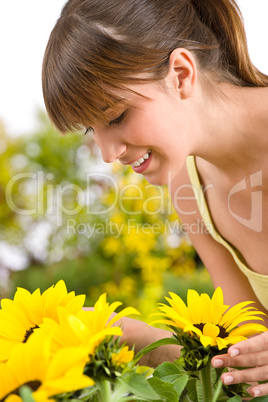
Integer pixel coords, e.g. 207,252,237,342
166,48,197,99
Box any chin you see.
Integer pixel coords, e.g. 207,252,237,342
143,173,169,186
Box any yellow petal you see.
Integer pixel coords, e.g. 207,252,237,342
156,305,192,327
226,314,265,332
0,299,31,329
0,363,19,399
4,395,23,402
86,327,123,354
14,288,43,325
210,288,228,324
63,294,85,314
224,335,246,345
0,338,21,362
108,307,140,327
216,337,229,350
184,324,202,337
36,374,94,396
166,293,191,321
203,323,220,338
45,346,88,381
149,319,183,329
187,290,202,324
219,301,255,327
0,313,26,341
200,334,215,347
200,294,211,323
229,323,267,338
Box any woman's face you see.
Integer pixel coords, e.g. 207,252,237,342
90,81,195,185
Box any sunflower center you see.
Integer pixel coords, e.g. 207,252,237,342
23,325,40,343
194,323,229,338
25,380,42,390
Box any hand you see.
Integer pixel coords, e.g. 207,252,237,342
116,316,182,367
211,331,268,398
83,308,181,366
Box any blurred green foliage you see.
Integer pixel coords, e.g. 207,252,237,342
0,114,213,319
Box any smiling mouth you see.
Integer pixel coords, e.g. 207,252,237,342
130,151,151,168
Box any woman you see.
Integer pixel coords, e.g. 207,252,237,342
42,0,268,397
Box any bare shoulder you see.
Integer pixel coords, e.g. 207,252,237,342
169,161,267,310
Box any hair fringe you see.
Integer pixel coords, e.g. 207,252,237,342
42,0,268,133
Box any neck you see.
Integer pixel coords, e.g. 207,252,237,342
192,83,268,177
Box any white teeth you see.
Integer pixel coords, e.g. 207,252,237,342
131,151,151,168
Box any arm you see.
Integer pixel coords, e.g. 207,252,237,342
172,163,268,312
115,316,182,367
84,308,182,367
114,178,267,368
174,163,268,396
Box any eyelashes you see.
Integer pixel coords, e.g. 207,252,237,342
108,110,128,126
84,110,128,135
84,127,94,135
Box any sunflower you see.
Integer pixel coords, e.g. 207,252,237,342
111,346,135,368
152,287,267,350
39,293,140,358
0,280,85,362
0,331,94,402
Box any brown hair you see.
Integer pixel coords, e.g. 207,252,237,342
42,0,268,133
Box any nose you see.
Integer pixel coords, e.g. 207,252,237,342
101,146,126,163
94,131,126,163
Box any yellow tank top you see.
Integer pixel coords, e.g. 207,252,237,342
186,155,268,310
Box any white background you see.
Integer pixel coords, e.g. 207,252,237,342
0,0,268,136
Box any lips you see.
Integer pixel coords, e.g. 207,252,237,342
119,150,152,174
130,150,151,168
130,150,152,174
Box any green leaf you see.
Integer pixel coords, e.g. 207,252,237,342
227,396,242,402
148,377,180,402
19,386,35,402
78,385,98,399
172,374,189,398
250,397,268,402
151,361,189,399
186,378,198,401
196,378,204,402
153,361,184,380
134,338,180,362
156,374,182,383
118,373,161,400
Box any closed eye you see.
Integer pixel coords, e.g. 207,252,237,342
84,127,94,135
108,110,127,126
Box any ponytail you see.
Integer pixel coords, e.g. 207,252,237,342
190,0,268,87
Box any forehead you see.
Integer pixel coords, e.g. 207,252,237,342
108,79,166,107
88,81,158,122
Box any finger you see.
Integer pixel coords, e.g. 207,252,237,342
221,365,268,386
212,350,268,369
228,331,268,356
247,383,268,398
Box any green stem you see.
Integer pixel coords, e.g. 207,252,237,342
98,379,112,402
185,394,192,402
200,362,213,401
211,378,224,402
